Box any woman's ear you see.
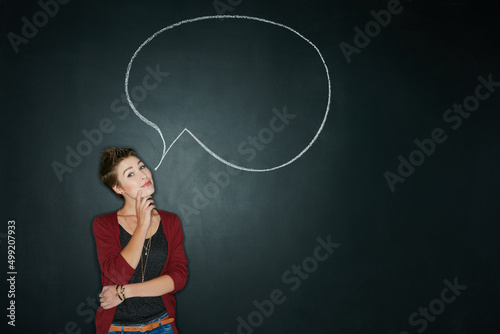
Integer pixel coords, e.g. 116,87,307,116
112,184,123,195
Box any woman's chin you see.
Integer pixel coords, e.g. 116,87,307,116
135,187,155,198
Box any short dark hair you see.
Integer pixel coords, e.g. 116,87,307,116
99,148,137,198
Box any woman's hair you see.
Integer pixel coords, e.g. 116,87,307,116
99,148,137,198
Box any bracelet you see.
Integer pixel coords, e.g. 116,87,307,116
120,285,126,300
116,285,123,301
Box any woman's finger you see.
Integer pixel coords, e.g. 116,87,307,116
140,196,153,208
135,190,143,209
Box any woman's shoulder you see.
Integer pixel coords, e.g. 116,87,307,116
156,210,184,239
92,212,119,238
93,211,117,226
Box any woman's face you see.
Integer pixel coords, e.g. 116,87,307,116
113,156,155,200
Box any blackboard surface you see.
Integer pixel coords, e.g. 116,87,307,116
2,0,500,333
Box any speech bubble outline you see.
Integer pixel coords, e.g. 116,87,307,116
125,15,331,171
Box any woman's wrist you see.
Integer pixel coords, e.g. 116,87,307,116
134,223,150,235
115,284,130,301
122,284,134,299
115,284,123,301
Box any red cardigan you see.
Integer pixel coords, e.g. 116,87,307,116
92,210,188,334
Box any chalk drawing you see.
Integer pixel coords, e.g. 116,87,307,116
125,15,331,171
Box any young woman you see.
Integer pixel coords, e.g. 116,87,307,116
93,148,188,334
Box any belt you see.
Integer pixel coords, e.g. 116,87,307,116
109,315,174,332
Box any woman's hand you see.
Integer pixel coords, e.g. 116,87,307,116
99,285,124,309
136,190,155,229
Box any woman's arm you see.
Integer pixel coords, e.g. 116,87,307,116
162,213,188,293
126,275,175,297
93,216,136,285
119,192,155,269
99,275,174,309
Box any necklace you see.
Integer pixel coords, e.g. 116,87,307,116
140,236,152,282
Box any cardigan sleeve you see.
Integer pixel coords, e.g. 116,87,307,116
164,213,188,293
93,215,136,285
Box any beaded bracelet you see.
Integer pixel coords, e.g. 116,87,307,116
116,285,123,301
120,285,126,300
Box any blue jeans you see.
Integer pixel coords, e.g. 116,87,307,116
109,312,174,334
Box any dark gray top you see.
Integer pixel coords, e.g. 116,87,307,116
112,221,168,325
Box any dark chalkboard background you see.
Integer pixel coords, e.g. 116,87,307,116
2,0,500,333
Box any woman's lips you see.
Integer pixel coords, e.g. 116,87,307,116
142,181,152,188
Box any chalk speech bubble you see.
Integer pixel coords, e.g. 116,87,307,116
125,15,331,171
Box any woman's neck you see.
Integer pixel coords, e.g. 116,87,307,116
117,199,137,216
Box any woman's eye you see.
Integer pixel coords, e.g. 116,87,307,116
140,165,146,170
127,173,134,178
